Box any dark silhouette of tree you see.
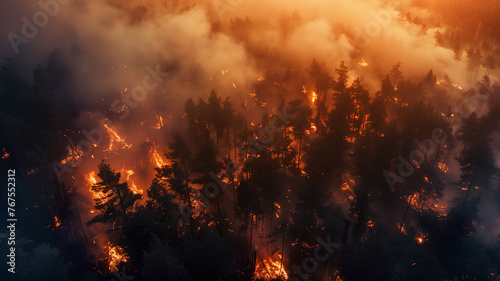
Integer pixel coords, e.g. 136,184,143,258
208,90,225,149
349,78,370,134
308,59,333,128
191,138,224,234
196,97,210,140
437,198,483,278
18,243,72,281
423,69,437,85
141,236,192,281
390,62,403,86
380,75,396,100
184,98,201,147
287,98,313,169
222,97,236,159
87,161,141,225
466,48,483,81
457,112,497,198
335,60,349,95
483,55,496,76
153,160,194,237
453,40,462,61
234,180,261,255
168,132,191,174
349,181,371,241
229,16,252,42
146,177,179,242
366,94,387,133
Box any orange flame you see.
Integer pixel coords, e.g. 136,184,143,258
121,169,143,195
103,123,132,152
311,91,317,103
416,230,426,244
60,146,82,165
153,115,164,130
274,203,281,219
106,243,128,272
438,162,449,173
54,216,62,228
253,253,288,280
1,148,10,159
86,171,107,200
151,148,167,167
359,58,368,67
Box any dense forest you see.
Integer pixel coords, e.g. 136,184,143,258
1,0,500,281
1,50,500,280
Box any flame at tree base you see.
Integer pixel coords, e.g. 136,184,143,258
106,244,128,272
253,253,288,281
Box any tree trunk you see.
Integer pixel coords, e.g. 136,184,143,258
400,189,417,231
227,127,231,160
216,127,219,150
297,136,302,170
233,126,238,164
74,202,95,261
269,202,274,256
249,211,254,254
217,194,222,236
187,187,195,237
279,222,287,274
244,209,248,254
116,186,129,222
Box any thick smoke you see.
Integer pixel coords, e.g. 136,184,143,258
2,0,488,96
2,0,500,271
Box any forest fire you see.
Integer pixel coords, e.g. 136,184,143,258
438,162,449,173
253,253,288,281
153,115,164,129
60,146,82,165
1,148,10,159
151,147,168,167
86,171,106,200
54,216,62,228
3,0,500,280
311,91,317,103
103,123,132,152
122,169,143,195
106,244,128,272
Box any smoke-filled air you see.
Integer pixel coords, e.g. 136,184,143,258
1,0,500,280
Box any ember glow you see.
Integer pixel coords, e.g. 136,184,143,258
151,147,168,168
103,123,132,152
86,171,106,200
106,244,128,272
253,253,288,281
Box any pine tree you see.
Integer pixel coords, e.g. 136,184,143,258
88,162,141,226
287,98,313,169
390,62,403,86
208,90,224,149
335,60,349,95
482,55,496,76
457,113,497,198
168,132,191,174
308,59,333,126
184,98,199,145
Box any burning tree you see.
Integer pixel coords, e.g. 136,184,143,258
87,161,142,226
